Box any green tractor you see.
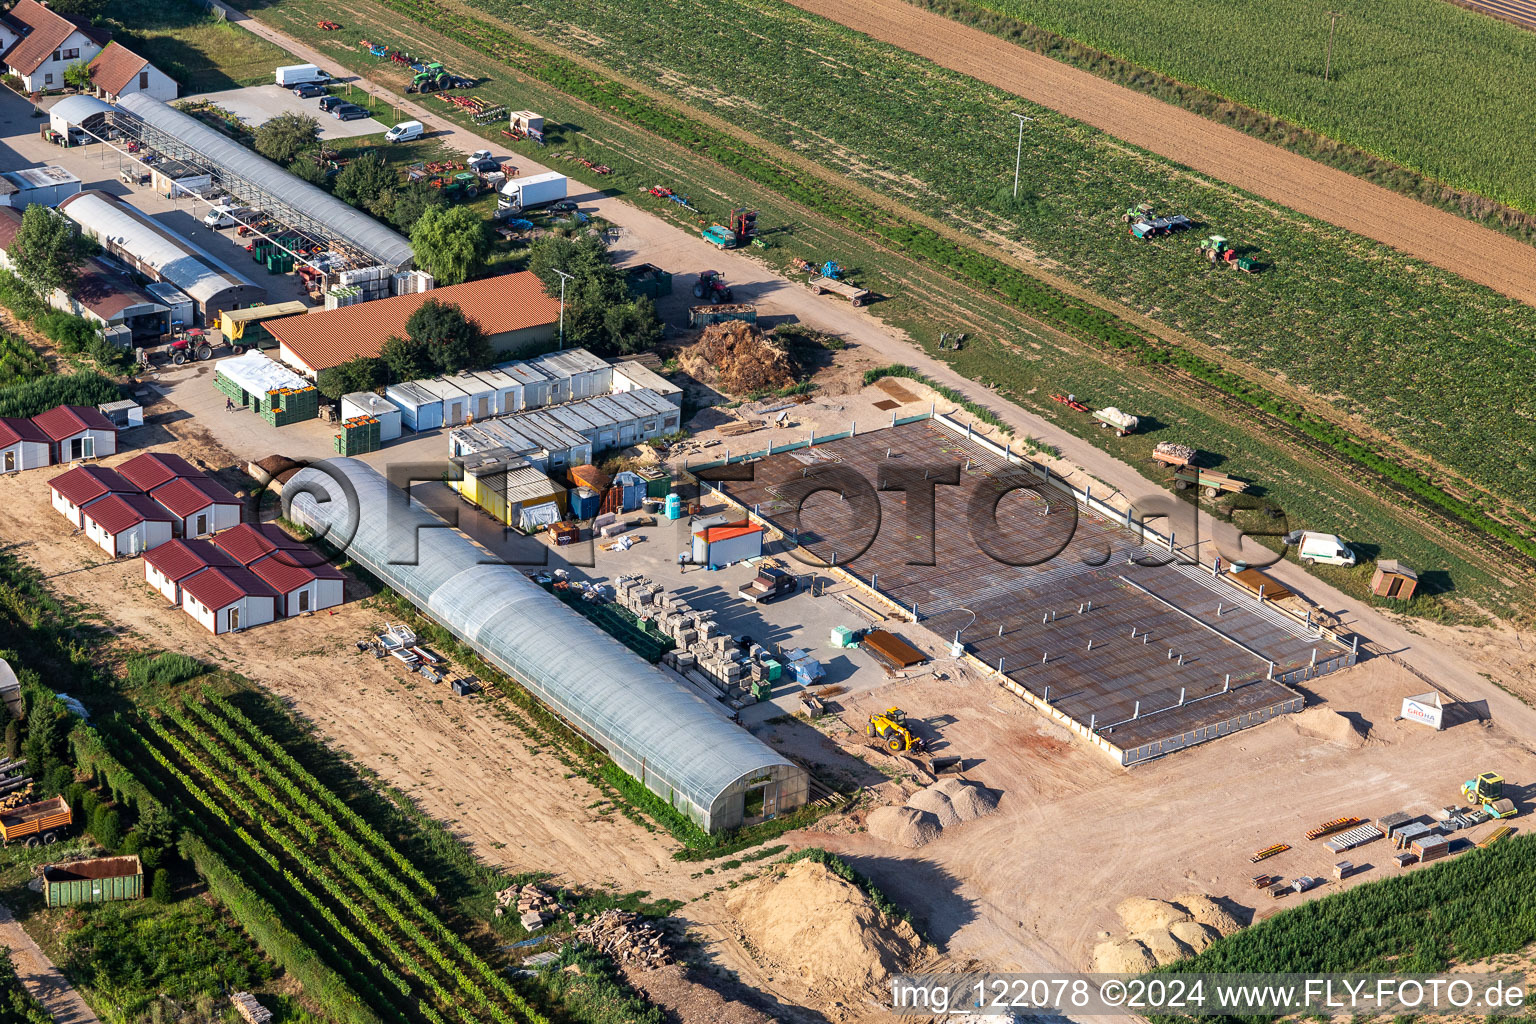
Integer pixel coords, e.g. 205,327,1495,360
408,63,451,93
1200,235,1258,273
441,172,481,202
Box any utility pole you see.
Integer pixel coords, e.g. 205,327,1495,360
1324,11,1345,83
1011,113,1034,200
551,268,574,349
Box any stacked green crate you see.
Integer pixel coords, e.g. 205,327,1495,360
213,371,247,407
260,385,321,427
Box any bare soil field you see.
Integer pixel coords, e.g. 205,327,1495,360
783,0,1536,307
796,652,1536,974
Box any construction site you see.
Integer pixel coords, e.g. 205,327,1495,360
707,415,1355,767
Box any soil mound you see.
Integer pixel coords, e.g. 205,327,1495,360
1090,938,1156,974
867,805,942,848
1176,893,1242,934
935,777,1000,820
680,322,797,396
1292,707,1369,748
726,859,923,1001
1093,894,1241,970
907,787,961,828
867,779,999,847
1116,896,1191,934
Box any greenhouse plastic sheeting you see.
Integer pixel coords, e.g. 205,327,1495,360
284,459,806,831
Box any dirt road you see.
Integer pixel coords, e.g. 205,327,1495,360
783,0,1536,307
0,904,100,1024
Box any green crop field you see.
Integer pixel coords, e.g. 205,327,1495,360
946,0,1536,216
347,0,1536,541
246,0,1530,616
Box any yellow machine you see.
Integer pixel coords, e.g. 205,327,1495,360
867,707,924,753
1462,772,1517,819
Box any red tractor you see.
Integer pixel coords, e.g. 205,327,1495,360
138,328,213,367
693,270,732,304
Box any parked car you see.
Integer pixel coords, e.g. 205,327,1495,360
292,82,326,98
331,104,369,121
550,200,578,212
318,95,348,113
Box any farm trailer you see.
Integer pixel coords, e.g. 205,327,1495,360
689,304,757,328
44,855,143,907
0,796,72,846
807,274,871,307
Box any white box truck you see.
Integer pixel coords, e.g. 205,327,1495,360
497,172,567,212
1292,531,1356,567
275,64,332,87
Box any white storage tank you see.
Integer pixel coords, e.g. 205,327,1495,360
340,392,403,441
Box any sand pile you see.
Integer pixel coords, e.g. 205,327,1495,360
867,779,1000,849
867,806,943,848
726,859,923,1002
907,787,962,828
680,321,797,396
1089,894,1237,972
937,776,999,819
1292,707,1369,748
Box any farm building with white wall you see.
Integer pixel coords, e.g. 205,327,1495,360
32,405,116,464
0,417,50,473
143,538,240,605
180,566,277,634
148,476,242,538
49,465,136,527
82,493,174,558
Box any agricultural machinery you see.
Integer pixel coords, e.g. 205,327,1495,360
700,208,757,249
1200,236,1258,272
693,270,733,304
407,63,472,93
139,328,213,367
1124,201,1193,239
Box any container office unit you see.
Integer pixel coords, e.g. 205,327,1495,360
535,390,681,451
445,372,497,422
467,368,524,416
529,348,613,402
416,378,473,427
494,360,556,410
385,382,443,433
449,447,567,527
612,360,683,407
449,415,593,476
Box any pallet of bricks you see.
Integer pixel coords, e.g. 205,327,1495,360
333,415,382,455
256,385,320,427
613,574,760,707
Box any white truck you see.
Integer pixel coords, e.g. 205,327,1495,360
1289,530,1357,567
275,64,332,87
496,171,567,213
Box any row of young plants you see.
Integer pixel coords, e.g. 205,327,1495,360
150,699,548,1024
200,689,438,898
271,0,1536,573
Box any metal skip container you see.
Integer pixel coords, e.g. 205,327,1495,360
44,855,144,907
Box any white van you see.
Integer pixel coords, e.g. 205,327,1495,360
1295,531,1356,567
275,64,332,87
203,204,247,229
385,120,424,143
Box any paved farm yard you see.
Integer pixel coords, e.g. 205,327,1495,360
189,85,389,139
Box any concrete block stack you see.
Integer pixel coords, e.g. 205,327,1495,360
493,882,561,931
616,573,758,707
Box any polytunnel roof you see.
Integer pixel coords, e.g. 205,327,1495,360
57,191,256,306
115,93,415,271
283,458,801,818
50,95,115,127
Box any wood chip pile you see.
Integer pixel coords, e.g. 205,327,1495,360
680,321,797,396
